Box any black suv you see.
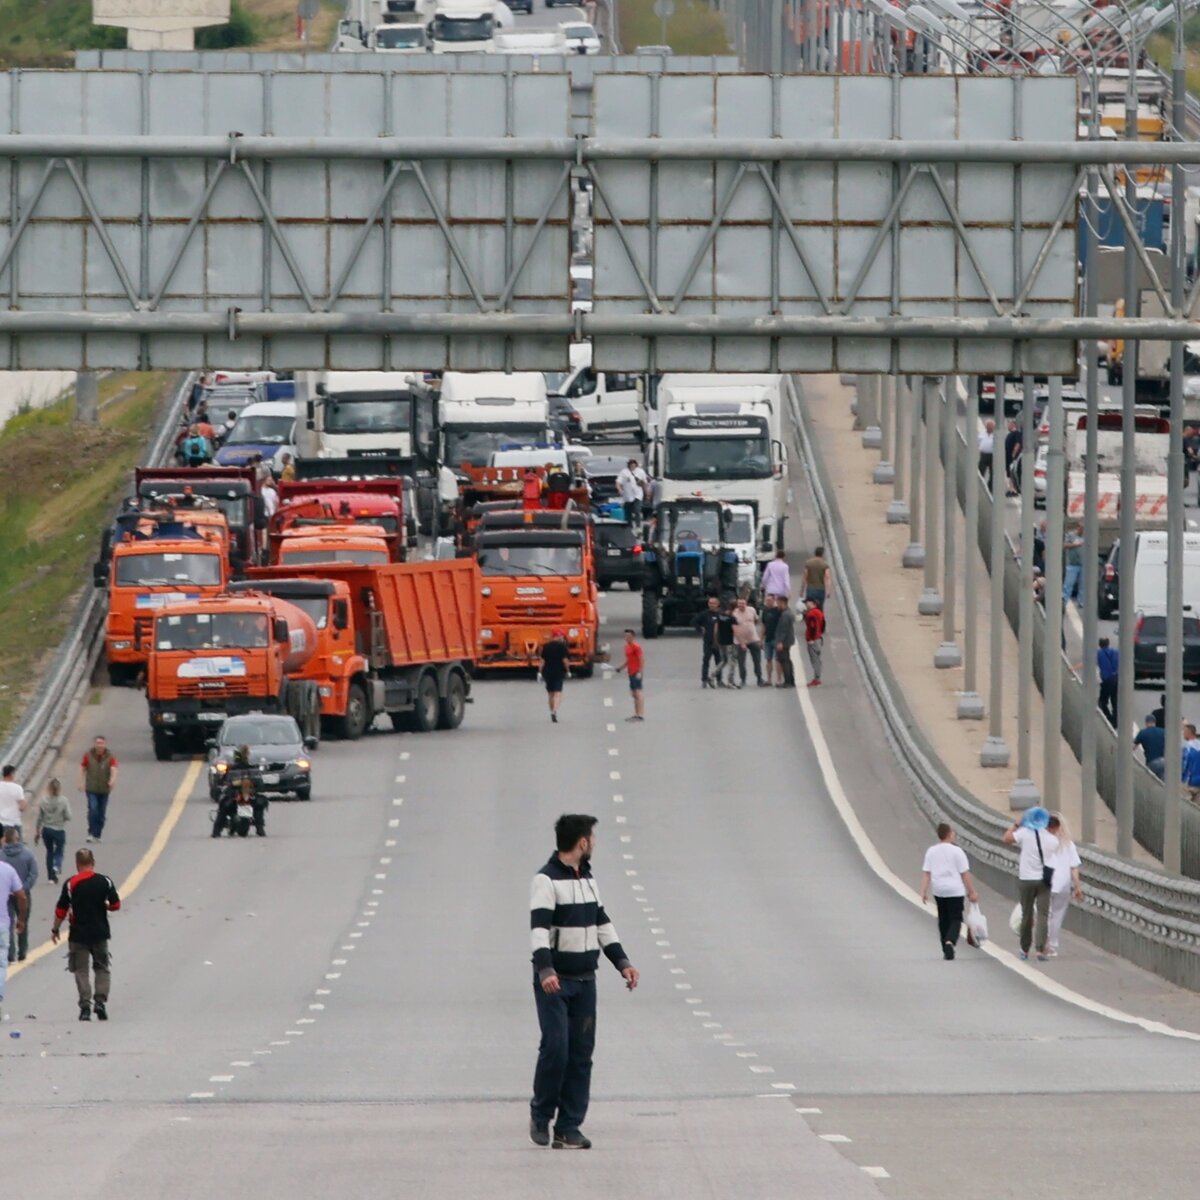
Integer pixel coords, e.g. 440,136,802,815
207,714,317,801
594,518,642,591
1133,610,1200,686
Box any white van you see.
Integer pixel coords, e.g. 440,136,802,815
1131,531,1200,615
725,503,759,591
549,366,643,439
214,399,297,471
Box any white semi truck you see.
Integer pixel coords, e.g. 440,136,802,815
438,372,553,469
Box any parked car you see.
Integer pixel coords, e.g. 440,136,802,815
207,713,317,801
560,20,600,53
594,518,642,590
1132,609,1200,686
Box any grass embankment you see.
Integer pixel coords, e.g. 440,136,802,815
617,0,729,55
0,373,175,739
1146,33,1200,102
0,0,343,67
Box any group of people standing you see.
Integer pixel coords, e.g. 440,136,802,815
693,547,831,691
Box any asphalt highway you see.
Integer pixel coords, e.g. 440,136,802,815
4,455,1200,1199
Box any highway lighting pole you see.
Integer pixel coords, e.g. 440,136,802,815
960,374,984,718
1010,374,1041,808
981,374,1012,767
874,374,896,484
1042,376,1066,811
1164,0,1187,873
919,376,944,614
935,377,962,666
903,377,926,567
888,375,910,522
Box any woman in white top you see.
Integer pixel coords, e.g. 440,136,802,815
920,823,979,961
1045,813,1083,957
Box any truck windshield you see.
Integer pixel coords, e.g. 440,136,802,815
155,612,269,650
376,26,424,47
663,509,722,544
433,14,493,41
115,552,223,586
227,415,293,446
139,489,248,529
279,596,328,630
324,397,413,434
665,433,772,480
727,512,754,543
478,544,582,576
444,428,548,467
280,548,390,565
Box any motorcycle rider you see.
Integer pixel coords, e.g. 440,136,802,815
212,747,267,838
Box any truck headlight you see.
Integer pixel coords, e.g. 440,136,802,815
318,686,332,698
481,586,492,597
569,586,582,596
113,641,131,650
480,628,493,640
569,628,580,638
214,760,228,772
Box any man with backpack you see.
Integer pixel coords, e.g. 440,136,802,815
181,425,212,468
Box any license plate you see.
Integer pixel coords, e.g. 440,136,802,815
1157,646,1167,654
607,548,621,556
198,712,225,721
261,773,280,784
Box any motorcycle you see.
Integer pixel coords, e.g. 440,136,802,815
211,776,267,838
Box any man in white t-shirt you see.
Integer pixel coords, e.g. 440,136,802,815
0,765,27,834
919,823,979,961
615,459,649,527
1002,812,1059,961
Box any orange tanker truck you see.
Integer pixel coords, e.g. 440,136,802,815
144,592,320,760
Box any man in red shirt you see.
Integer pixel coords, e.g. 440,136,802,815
802,599,826,688
614,629,645,722
52,848,121,1022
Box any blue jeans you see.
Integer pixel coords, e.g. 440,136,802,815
86,792,109,840
805,587,826,608
42,827,66,879
531,976,597,1133
1063,563,1083,606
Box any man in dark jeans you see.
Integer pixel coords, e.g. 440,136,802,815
693,596,723,689
529,814,638,1149
1097,637,1120,728
52,847,121,1021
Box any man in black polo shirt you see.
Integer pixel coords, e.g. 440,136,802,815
52,848,121,1022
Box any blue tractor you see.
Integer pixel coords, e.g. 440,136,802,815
640,499,739,638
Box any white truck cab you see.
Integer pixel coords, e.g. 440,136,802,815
431,0,495,52
439,372,552,468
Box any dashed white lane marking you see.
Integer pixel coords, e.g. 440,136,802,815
388,819,400,828
612,794,624,803
820,1134,852,1144
209,1075,234,1083
285,1030,305,1037
357,920,372,927
608,748,620,757
399,752,410,760
703,1022,722,1029
230,1061,253,1067
619,835,631,843
374,873,387,880
392,798,404,807
371,889,384,895
332,958,347,965
325,972,341,980
661,953,676,960
692,1010,710,1016
367,900,380,907
340,945,355,951
862,1167,891,1179
748,1065,775,1074
394,775,406,783
189,1092,214,1100
349,933,363,939
771,1082,796,1091
252,1050,270,1056
269,1040,289,1047
296,1018,316,1025
615,815,627,823
631,884,644,891
796,1108,822,1115
309,1004,325,1011
757,1093,789,1099
607,723,617,732
385,839,397,847
669,967,686,975
379,857,392,865
603,697,614,707
736,1050,757,1057
609,771,621,780
626,870,638,877
792,652,1200,1042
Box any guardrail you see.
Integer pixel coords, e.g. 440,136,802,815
788,384,1200,990
0,371,193,790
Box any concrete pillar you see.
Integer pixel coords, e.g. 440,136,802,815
93,1,231,51
75,371,99,425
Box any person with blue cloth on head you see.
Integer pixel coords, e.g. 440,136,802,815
1001,807,1059,962
1096,637,1119,728
1134,714,1165,780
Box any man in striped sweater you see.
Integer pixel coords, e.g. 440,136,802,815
529,813,638,1150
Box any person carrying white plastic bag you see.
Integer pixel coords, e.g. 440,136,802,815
965,901,988,947
919,822,980,961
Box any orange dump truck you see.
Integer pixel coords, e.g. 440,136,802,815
145,593,320,759
239,558,479,737
472,508,599,675
270,524,393,568
269,478,411,563
96,520,231,687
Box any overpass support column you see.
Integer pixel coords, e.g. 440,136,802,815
958,376,984,718
861,376,882,449
935,378,962,668
873,375,895,484
981,374,1011,767
886,376,909,522
917,376,943,614
901,377,925,566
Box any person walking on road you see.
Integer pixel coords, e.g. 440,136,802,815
1134,715,1166,780
1097,637,1120,728
539,629,570,723
0,855,28,1022
80,737,118,845
0,764,27,834
1002,807,1059,962
977,419,996,490
529,814,638,1150
731,597,765,687
714,601,736,687
760,594,783,686
774,601,797,688
760,548,791,602
2,828,37,963
52,848,121,1022
802,599,826,688
1063,523,1085,608
1003,418,1022,497
35,778,71,883
802,546,832,608
1044,814,1083,958
919,823,979,960
694,596,723,689
613,629,645,722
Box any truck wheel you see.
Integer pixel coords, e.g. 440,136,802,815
152,728,173,762
437,673,467,730
107,664,129,688
337,683,369,740
642,591,661,639
414,673,440,732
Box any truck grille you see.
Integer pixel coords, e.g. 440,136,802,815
496,604,566,621
176,680,251,698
